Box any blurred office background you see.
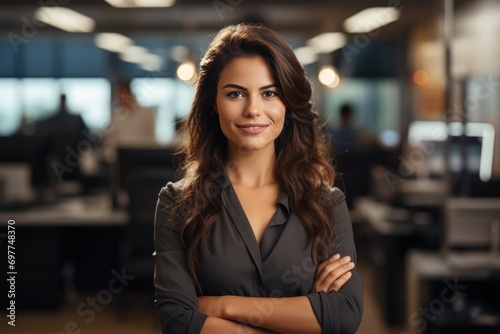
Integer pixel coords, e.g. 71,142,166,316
1,0,500,333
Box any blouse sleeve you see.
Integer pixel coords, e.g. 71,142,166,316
153,182,208,334
306,187,364,334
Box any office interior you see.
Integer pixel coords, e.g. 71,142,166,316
1,0,500,333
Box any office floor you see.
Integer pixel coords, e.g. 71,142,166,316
1,258,405,334
1,292,161,334
357,256,405,334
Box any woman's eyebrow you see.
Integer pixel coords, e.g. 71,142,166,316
260,83,278,90
222,83,247,90
221,83,277,91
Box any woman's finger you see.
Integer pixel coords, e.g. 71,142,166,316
315,254,343,281
316,260,354,292
316,255,351,283
316,253,340,273
316,264,353,292
328,271,352,292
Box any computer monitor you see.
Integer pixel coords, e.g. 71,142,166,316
444,197,500,269
407,121,495,182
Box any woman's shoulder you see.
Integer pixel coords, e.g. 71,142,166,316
321,184,346,206
156,179,189,231
158,179,187,205
330,186,346,205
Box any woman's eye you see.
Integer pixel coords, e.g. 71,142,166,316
228,91,244,98
263,91,278,98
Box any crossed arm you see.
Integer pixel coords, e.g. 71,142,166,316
154,184,362,334
198,254,355,334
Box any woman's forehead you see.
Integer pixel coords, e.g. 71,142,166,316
217,56,275,87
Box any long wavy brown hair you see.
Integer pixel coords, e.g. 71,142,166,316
172,24,336,291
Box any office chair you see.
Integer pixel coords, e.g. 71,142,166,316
117,166,174,320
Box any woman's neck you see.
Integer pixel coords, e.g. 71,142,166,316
226,144,277,188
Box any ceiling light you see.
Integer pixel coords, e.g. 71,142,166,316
186,72,198,85
177,61,197,83
119,45,148,63
170,45,189,62
104,0,175,8
34,7,95,33
294,46,317,65
344,7,400,33
318,66,340,88
139,53,163,71
94,33,133,53
307,33,347,54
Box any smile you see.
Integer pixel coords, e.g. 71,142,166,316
237,124,269,134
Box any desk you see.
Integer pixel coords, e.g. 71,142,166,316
397,179,449,208
406,251,500,334
356,197,415,235
0,194,128,226
0,195,128,310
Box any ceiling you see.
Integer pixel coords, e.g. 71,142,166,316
0,0,454,40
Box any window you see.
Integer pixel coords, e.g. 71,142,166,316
0,78,111,136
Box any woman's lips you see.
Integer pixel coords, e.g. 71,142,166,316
237,124,268,134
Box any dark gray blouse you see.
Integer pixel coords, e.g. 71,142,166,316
154,172,363,334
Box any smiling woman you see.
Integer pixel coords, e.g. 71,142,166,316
216,56,286,153
153,24,363,334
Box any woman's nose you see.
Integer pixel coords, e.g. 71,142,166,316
243,96,262,117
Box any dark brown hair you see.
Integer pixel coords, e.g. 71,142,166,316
173,24,336,290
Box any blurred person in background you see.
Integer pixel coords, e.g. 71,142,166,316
154,24,363,334
104,80,157,207
36,93,88,135
106,80,156,153
34,93,89,187
330,104,374,209
331,104,359,156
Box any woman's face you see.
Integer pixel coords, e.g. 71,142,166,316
216,56,286,154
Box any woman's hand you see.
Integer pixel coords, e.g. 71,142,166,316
315,254,355,292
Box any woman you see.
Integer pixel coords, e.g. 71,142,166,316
154,24,363,334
